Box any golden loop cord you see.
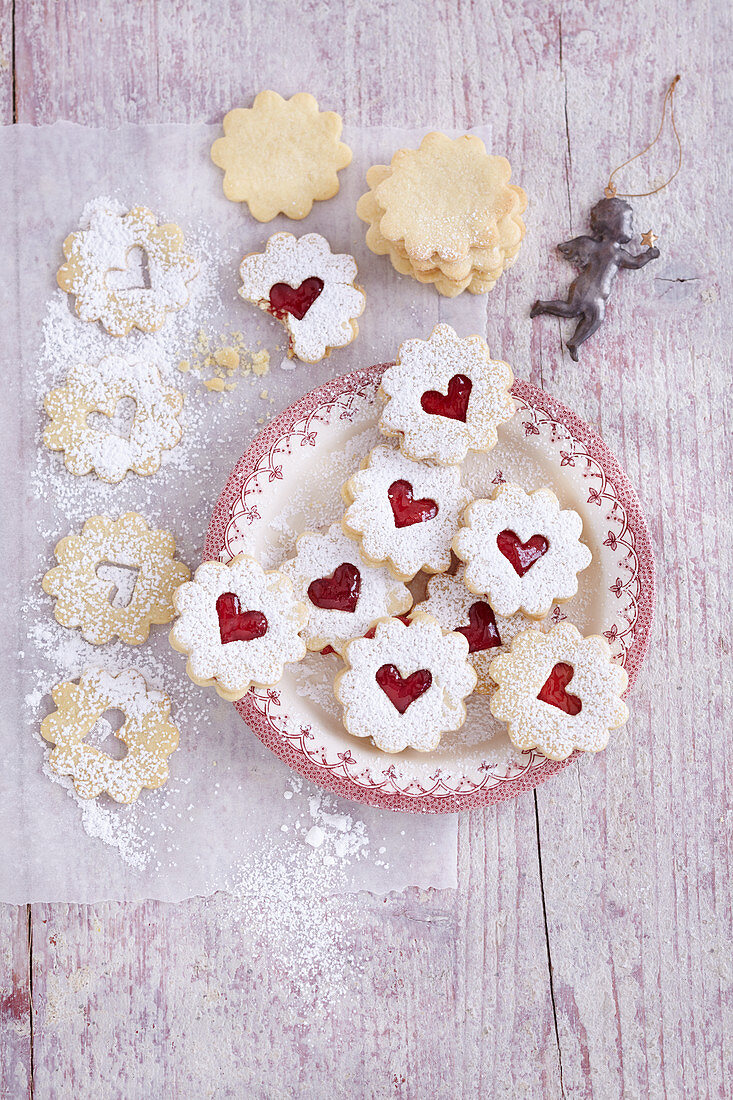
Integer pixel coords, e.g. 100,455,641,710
604,75,682,199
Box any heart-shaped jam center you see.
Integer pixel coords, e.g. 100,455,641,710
268,277,324,320
455,601,502,653
388,480,439,528
105,245,152,292
376,664,433,714
308,563,361,612
496,529,549,576
537,662,582,715
420,373,472,422
216,592,268,644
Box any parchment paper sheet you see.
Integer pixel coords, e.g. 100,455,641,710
0,120,492,903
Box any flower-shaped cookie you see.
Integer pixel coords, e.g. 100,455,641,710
342,445,473,581
42,513,190,645
279,523,412,655
57,205,199,336
379,324,516,464
334,613,476,753
412,567,542,694
169,555,308,701
40,668,180,803
373,132,526,262
43,356,184,483
211,91,352,221
453,484,592,619
239,233,365,363
489,621,629,760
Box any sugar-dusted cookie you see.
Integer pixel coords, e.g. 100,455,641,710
211,91,352,221
334,612,477,753
57,205,198,336
279,523,412,655
378,324,516,464
453,484,592,619
169,555,308,701
42,513,190,645
43,356,184,483
40,668,180,803
239,233,365,363
411,567,542,694
489,621,629,760
342,444,473,581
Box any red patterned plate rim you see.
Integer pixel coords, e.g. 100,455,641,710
204,366,656,813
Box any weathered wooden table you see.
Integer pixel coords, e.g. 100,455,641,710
1,2,730,1097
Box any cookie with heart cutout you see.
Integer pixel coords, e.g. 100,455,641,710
334,612,477,754
489,621,629,760
410,566,544,694
169,555,308,701
341,444,473,582
378,323,516,464
452,483,593,619
239,233,365,363
57,204,199,336
279,523,412,656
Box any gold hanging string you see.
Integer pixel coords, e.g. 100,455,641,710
605,75,682,199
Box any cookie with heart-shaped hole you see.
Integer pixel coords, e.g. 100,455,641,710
169,554,308,701
57,204,199,336
453,483,592,619
279,523,412,656
334,612,476,753
378,323,516,464
488,621,629,760
239,232,365,363
341,444,473,582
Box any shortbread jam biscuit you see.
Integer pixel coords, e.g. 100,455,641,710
211,91,352,222
334,613,477,753
42,513,191,645
279,523,412,655
489,621,629,760
43,355,184,483
169,555,308,701
57,205,199,336
239,233,365,363
379,324,516,464
453,483,592,619
40,668,180,803
411,567,542,694
342,444,473,581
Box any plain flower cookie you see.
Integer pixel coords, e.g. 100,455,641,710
42,513,190,645
211,91,352,221
489,621,629,760
279,524,412,655
412,567,541,694
57,205,198,336
342,444,473,581
43,356,184,483
334,613,476,753
40,668,179,803
453,483,592,619
239,233,365,363
169,555,308,701
379,324,516,464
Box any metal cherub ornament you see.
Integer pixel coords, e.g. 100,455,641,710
531,76,681,362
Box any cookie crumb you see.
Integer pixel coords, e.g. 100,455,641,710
214,347,240,371
204,377,226,392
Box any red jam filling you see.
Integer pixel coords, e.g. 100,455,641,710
496,529,549,576
376,664,433,714
420,373,472,422
388,480,439,528
456,601,502,653
308,563,361,613
537,662,582,715
268,277,324,320
216,592,268,644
